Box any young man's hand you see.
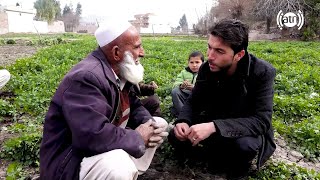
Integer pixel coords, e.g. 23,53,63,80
173,122,190,141
188,122,216,146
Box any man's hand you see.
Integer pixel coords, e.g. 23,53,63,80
173,122,190,141
180,80,189,89
136,120,154,146
149,81,158,90
148,121,169,147
180,80,193,90
185,83,194,91
188,122,216,146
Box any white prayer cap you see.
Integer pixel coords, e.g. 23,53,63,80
95,18,133,47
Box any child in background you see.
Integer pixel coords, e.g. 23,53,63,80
171,51,204,117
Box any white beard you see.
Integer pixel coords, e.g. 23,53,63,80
118,51,144,85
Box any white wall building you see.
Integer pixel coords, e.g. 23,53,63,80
5,6,42,33
130,13,171,34
140,14,171,34
0,5,64,34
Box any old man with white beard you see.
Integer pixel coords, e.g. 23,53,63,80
118,51,145,85
39,18,168,180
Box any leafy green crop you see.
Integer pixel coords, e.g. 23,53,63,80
6,162,28,180
274,116,320,161
0,99,16,117
251,161,320,180
0,36,319,178
6,38,96,116
274,95,320,124
1,133,42,166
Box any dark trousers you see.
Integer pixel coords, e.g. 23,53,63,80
140,95,161,117
171,87,191,117
168,129,262,172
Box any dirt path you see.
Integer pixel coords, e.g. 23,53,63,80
0,45,38,67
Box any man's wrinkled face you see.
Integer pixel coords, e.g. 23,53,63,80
115,27,145,84
118,51,144,84
121,27,144,64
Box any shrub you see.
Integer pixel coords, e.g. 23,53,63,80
6,39,16,44
1,132,42,166
0,38,5,45
6,162,28,180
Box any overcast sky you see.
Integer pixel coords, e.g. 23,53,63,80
0,0,215,27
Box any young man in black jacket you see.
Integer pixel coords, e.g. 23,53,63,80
169,19,276,179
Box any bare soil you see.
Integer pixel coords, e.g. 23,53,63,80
0,45,38,67
138,147,228,180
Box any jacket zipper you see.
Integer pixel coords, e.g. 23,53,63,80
110,87,120,124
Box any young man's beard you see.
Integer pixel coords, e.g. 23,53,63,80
210,62,232,74
118,51,144,85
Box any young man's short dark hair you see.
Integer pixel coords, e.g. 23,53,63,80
209,19,249,54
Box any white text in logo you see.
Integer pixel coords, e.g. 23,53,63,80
276,10,304,30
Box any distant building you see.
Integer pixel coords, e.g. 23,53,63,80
74,19,98,34
0,5,9,34
129,13,171,34
0,4,38,33
75,22,98,34
0,4,64,34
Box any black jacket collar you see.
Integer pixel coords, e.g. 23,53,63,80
235,51,251,79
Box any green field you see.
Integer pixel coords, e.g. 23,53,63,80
0,35,319,179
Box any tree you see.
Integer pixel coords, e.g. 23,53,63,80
299,0,320,40
193,4,216,35
179,14,188,32
193,0,255,35
34,0,61,23
62,4,72,16
76,3,82,16
54,0,61,20
251,0,320,39
210,0,255,20
61,3,82,32
252,0,304,33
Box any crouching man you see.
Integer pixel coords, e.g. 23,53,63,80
40,18,168,180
